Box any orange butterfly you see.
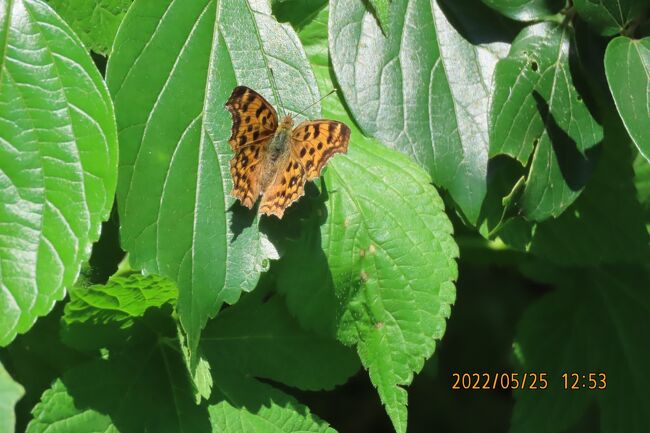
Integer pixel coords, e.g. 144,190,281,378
225,86,350,218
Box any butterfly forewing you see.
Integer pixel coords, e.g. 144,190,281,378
225,86,278,150
225,86,280,208
291,120,350,180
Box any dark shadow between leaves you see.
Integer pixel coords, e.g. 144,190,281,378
229,200,257,242
532,91,601,192
436,0,521,46
476,155,526,231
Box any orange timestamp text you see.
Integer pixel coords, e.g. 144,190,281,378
451,372,548,390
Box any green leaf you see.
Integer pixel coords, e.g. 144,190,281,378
61,274,177,350
633,149,650,235
329,0,512,224
0,0,118,346
634,149,650,212
480,0,565,21
106,0,324,355
574,0,648,36
0,361,24,433
278,139,459,433
511,266,650,433
529,113,650,265
27,308,211,433
276,9,459,431
209,371,336,433
605,36,650,162
28,283,338,433
45,0,132,55
201,284,359,392
490,22,603,221
367,0,390,33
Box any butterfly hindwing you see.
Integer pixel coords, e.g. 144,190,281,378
291,120,351,180
259,154,307,219
225,86,278,151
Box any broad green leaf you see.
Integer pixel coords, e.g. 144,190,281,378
574,0,648,36
46,0,132,55
201,284,359,392
480,0,564,21
511,266,650,433
490,23,603,221
0,361,24,433
106,0,323,355
0,0,118,346
209,371,336,433
529,115,650,265
278,137,458,433
329,0,512,224
61,274,177,350
605,36,650,162
277,9,459,431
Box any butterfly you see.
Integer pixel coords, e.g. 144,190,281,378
225,86,350,218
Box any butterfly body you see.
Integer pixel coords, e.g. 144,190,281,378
225,86,350,219
267,116,293,162
258,117,293,195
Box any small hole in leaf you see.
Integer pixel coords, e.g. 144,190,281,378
576,95,582,102
530,60,539,72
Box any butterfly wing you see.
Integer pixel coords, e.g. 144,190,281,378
225,86,278,150
229,142,265,208
291,120,350,180
259,155,307,219
226,86,278,208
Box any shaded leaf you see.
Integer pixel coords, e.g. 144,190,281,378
329,0,512,224
490,22,603,221
0,0,118,346
634,149,650,212
605,36,650,162
106,0,324,355
511,266,650,433
480,0,565,21
46,0,132,55
529,113,650,265
27,307,211,433
209,371,336,433
27,280,338,433
201,286,359,392
574,0,649,36
0,361,24,433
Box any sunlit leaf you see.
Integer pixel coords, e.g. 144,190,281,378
0,0,118,346
605,36,650,162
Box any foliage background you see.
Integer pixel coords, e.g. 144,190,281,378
1,0,649,432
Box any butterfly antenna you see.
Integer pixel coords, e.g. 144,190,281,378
269,67,286,117
294,89,337,120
